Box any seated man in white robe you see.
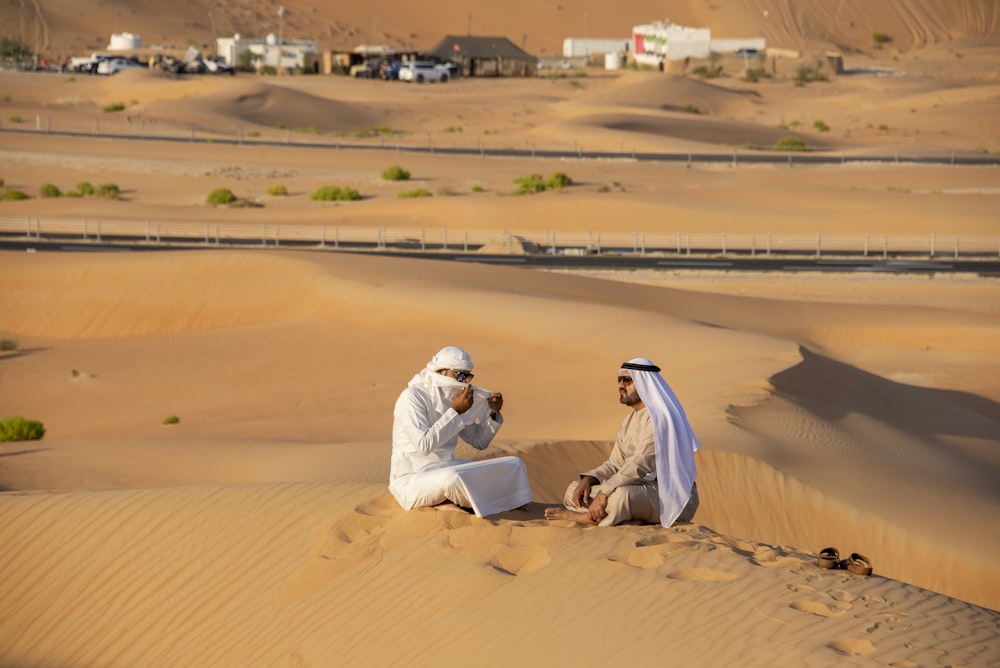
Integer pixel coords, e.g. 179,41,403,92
389,346,533,518
545,358,700,527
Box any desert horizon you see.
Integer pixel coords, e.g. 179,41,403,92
1,0,999,666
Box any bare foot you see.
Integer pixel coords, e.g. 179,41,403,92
431,501,466,512
544,506,598,525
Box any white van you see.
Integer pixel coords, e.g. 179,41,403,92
398,61,449,83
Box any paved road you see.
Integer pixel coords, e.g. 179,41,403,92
4,237,998,275
4,126,1000,166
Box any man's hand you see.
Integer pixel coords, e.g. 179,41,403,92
588,492,609,524
451,385,474,414
487,392,503,418
572,476,598,508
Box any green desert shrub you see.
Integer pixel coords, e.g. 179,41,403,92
39,183,62,198
0,338,17,352
76,181,95,195
545,172,572,191
103,102,126,112
813,119,830,132
872,32,890,45
773,136,810,152
266,184,288,196
0,416,45,442
513,173,547,195
470,184,485,193
513,172,572,195
206,188,237,205
398,188,432,199
2,189,29,200
163,415,180,425
741,67,769,83
382,165,411,181
96,183,120,199
310,185,361,201
7,115,22,123
0,178,5,189
795,61,829,84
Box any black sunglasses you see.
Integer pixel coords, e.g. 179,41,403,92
451,370,475,382
617,376,633,385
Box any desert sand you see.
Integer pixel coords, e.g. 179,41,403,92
1,1,1000,666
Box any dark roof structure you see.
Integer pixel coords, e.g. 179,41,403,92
426,35,537,77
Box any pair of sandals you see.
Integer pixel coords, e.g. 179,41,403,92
817,547,873,576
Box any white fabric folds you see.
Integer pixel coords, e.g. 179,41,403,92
451,457,533,517
626,357,701,527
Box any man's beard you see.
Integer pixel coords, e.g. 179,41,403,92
619,389,641,406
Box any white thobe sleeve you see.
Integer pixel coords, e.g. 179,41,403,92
459,413,503,451
395,388,466,455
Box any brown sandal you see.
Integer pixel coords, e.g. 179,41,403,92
817,547,840,569
846,552,873,576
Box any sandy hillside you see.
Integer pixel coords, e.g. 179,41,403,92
1,248,998,668
4,0,1000,63
1,1,999,666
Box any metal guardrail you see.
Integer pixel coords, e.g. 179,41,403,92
3,119,1000,165
2,217,998,260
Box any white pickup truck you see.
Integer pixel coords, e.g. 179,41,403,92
398,61,450,83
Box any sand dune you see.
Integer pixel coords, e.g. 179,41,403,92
1,1,999,665
6,0,999,62
145,79,382,134
2,480,999,667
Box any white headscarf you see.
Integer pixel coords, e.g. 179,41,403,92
408,346,475,416
623,357,701,528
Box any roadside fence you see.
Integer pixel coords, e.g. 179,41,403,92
3,118,1000,165
2,217,999,260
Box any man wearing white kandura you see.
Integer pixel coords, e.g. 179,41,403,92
545,357,700,527
389,346,533,517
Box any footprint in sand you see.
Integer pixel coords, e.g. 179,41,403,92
611,541,695,569
446,524,553,576
790,599,850,618
489,544,551,576
667,567,738,582
828,638,876,656
281,505,391,603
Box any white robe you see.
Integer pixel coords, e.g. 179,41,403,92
389,376,532,517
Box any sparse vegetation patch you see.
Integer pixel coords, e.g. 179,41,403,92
0,416,45,442
398,188,432,199
39,183,62,198
206,188,237,205
382,166,411,181
310,186,361,201
773,136,810,152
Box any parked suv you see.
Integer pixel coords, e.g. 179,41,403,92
398,61,449,83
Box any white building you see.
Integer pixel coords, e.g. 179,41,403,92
216,33,319,70
107,32,142,51
562,38,630,58
631,21,764,65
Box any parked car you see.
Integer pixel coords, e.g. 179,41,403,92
380,61,402,80
350,62,378,78
97,57,146,75
70,53,115,74
398,61,449,83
